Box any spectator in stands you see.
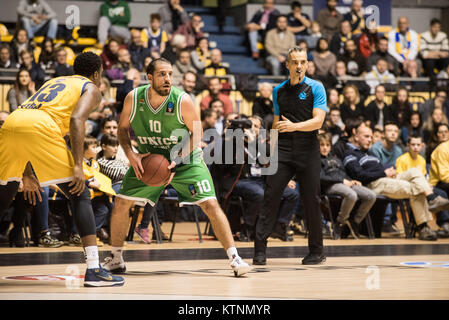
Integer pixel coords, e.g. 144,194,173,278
7,69,35,112
370,121,403,168
319,133,376,239
86,77,116,137
100,38,121,70
142,13,168,60
158,0,189,36
0,44,19,71
174,14,205,51
17,0,58,41
327,87,340,109
436,63,449,88
252,82,274,129
53,47,74,77
306,60,317,79
264,15,296,76
401,111,424,147
401,59,428,91
200,48,230,80
363,84,394,130
38,38,55,70
367,36,398,76
390,87,412,128
200,77,233,115
245,0,280,60
426,122,449,163
327,107,344,144
19,50,45,89
201,108,218,148
339,38,367,77
286,1,311,42
358,20,379,59
297,39,313,62
99,77,116,114
317,0,343,41
115,68,142,114
420,18,449,77
210,99,225,136
180,71,197,102
388,17,419,71
312,37,336,77
340,84,364,123
343,125,448,240
107,48,133,80
10,28,33,65
423,107,448,144
191,37,211,72
332,59,369,98
343,0,365,34
306,20,323,50
162,34,187,65
172,49,196,87
420,88,448,123
98,0,131,46
330,20,352,56
128,29,151,72
364,58,396,94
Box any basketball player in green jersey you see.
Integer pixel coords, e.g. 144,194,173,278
103,58,251,277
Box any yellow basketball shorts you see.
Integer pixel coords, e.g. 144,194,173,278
0,109,75,186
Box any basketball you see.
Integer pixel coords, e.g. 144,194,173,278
141,154,171,187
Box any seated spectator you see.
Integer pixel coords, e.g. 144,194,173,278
363,84,394,130
333,60,369,97
7,68,35,112
200,77,234,115
86,77,116,137
370,121,403,169
343,125,449,240
327,87,340,109
426,122,449,163
128,29,151,72
100,38,121,70
158,0,189,36
419,18,449,77
210,99,225,136
115,68,142,114
174,14,205,51
343,0,365,35
17,0,58,41
340,84,364,123
162,34,187,65
142,13,168,60
306,20,323,50
400,59,428,91
332,117,367,161
200,48,230,81
330,20,352,56
53,47,74,77
252,82,274,129
419,88,448,123
306,60,317,79
10,28,34,65
327,106,344,144
401,111,424,147
316,0,343,41
172,49,196,87
38,38,55,70
319,133,376,239
365,58,396,94
312,37,337,77
0,44,19,71
19,50,45,89
245,0,280,59
297,39,313,62
98,0,131,46
180,71,197,102
107,48,133,80
191,37,211,72
390,87,413,128
387,16,419,71
338,38,367,77
367,36,398,76
358,19,379,59
286,1,311,42
201,108,218,149
436,64,449,88
264,15,296,76
143,56,153,71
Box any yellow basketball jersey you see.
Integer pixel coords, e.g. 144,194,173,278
19,75,92,136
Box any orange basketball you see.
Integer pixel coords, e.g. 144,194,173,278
141,154,171,187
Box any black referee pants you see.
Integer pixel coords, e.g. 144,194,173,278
254,143,323,255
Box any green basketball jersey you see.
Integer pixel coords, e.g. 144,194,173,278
129,85,192,161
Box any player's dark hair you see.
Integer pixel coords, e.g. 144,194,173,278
73,52,101,78
101,133,119,147
146,58,171,75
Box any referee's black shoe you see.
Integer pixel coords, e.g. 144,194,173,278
253,252,267,265
302,253,326,265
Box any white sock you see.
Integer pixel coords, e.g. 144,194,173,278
226,246,239,260
111,246,124,262
84,246,100,269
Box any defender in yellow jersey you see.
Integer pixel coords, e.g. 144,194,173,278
0,52,124,287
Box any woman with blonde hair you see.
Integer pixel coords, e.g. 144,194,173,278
340,84,364,123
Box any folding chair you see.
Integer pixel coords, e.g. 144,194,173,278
127,201,163,243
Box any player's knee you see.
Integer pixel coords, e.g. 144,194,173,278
199,198,220,216
112,197,134,215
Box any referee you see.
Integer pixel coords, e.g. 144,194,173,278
253,46,327,265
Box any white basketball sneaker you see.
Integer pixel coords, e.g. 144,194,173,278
230,255,252,277
103,254,127,274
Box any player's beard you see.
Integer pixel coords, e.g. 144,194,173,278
154,82,171,96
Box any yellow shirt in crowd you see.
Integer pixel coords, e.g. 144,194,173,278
429,140,449,186
395,152,427,175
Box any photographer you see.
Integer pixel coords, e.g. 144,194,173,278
213,115,299,241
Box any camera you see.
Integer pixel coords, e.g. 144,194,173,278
228,119,252,130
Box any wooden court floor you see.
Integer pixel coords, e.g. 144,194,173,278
0,222,448,300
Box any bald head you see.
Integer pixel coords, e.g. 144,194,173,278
398,16,409,33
